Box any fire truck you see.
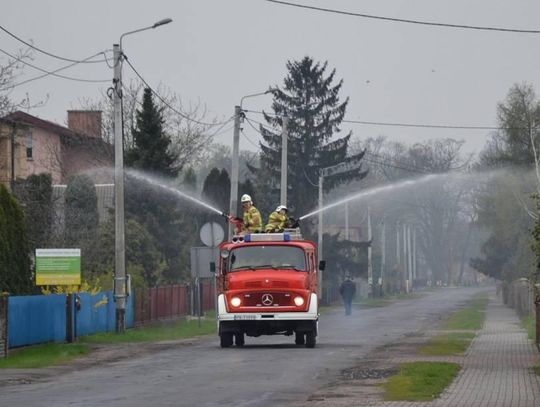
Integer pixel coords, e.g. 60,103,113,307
215,229,324,348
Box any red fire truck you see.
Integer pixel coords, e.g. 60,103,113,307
215,229,324,348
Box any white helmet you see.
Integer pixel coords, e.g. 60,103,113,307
241,194,252,203
276,205,288,212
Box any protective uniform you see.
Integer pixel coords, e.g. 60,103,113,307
240,195,262,233
265,205,289,232
243,206,262,233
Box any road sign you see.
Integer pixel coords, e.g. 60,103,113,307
35,248,81,285
200,222,224,247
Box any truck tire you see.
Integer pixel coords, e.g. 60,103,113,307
305,330,316,348
220,332,233,348
295,332,305,345
235,333,245,347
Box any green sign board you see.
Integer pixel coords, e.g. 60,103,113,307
35,249,81,285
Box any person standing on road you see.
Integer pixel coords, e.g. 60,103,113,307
339,276,356,316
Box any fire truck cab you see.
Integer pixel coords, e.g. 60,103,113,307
216,229,322,348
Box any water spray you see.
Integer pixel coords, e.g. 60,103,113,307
127,170,227,216
299,173,442,220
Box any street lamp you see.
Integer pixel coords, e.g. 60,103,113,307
113,18,172,333
228,90,272,238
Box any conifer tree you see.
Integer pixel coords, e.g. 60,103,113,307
126,87,178,177
254,56,367,217
0,184,32,294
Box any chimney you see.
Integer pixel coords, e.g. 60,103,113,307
67,110,102,138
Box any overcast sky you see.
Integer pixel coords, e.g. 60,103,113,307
3,0,540,155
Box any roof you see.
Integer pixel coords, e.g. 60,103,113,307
3,111,76,138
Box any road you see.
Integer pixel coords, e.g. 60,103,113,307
0,287,487,407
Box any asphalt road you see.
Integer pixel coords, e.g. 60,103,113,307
0,287,488,407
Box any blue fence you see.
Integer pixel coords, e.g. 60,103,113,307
8,291,135,348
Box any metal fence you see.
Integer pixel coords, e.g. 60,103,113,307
6,291,135,349
134,281,215,326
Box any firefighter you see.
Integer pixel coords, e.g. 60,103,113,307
265,205,289,233
241,194,262,233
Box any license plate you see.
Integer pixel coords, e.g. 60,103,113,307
233,315,257,320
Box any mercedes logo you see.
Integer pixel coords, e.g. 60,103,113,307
261,293,273,306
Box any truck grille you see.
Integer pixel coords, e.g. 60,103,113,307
242,292,293,307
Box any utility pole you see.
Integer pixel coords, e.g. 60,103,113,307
280,116,288,206
380,219,386,296
412,227,417,281
318,173,323,299
10,124,16,191
367,207,373,297
113,43,126,333
403,223,408,293
228,105,242,239
344,202,349,240
407,225,413,290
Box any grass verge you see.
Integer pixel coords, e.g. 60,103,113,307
522,315,536,342
79,317,216,344
444,295,488,330
0,343,89,369
534,366,540,376
419,332,476,356
383,362,461,401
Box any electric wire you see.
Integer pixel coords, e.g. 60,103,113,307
241,128,261,149
244,109,525,131
0,47,109,83
123,54,232,127
0,51,112,91
121,82,235,137
263,0,540,34
0,24,113,63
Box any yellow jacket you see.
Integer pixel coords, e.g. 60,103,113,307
265,211,288,232
243,206,262,233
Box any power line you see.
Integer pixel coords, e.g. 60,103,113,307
123,54,232,127
0,51,111,91
0,24,112,63
244,109,523,131
263,0,540,34
0,47,109,83
121,82,235,136
241,128,260,149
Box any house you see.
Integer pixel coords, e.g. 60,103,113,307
0,110,113,188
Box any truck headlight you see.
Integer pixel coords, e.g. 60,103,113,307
293,296,304,306
230,296,242,307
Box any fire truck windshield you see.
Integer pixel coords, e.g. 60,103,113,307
228,245,307,272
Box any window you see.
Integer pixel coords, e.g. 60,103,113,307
228,245,307,272
26,131,33,159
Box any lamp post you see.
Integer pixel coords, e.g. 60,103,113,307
228,90,273,238
113,18,172,333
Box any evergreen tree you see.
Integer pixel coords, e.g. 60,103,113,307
182,166,197,193
254,56,367,218
16,173,53,250
0,184,33,294
125,87,179,177
64,175,99,246
202,168,230,211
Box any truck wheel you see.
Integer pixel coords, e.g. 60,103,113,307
235,333,245,347
305,330,316,348
220,332,233,348
295,332,305,345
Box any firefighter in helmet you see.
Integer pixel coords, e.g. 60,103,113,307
241,194,262,233
265,205,289,233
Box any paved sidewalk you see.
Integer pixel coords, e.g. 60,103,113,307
384,294,540,407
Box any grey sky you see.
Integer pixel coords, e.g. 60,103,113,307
3,0,540,155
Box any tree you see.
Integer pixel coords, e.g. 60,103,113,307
0,184,33,294
201,168,231,212
15,173,54,251
125,87,179,177
253,56,367,218
480,82,540,168
64,175,99,246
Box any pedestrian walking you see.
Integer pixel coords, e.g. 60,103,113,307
339,276,356,316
